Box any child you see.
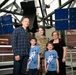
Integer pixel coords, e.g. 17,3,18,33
27,37,41,75
44,42,59,75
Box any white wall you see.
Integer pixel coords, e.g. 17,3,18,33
45,27,55,40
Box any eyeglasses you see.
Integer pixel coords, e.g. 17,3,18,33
52,34,58,36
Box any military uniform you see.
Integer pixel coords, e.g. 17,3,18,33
36,35,48,75
36,36,48,56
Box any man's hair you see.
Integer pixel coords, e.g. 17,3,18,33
21,16,29,22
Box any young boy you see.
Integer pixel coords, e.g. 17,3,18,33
27,37,41,75
44,42,59,75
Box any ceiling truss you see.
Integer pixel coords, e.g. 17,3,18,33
0,0,75,27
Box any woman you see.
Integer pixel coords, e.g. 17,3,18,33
36,26,48,56
50,31,66,75
35,26,48,75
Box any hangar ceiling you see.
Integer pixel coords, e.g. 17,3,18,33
0,0,76,28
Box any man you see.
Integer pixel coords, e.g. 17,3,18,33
12,17,30,75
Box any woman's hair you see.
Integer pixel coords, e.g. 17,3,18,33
38,26,45,35
51,31,59,36
30,37,37,45
38,26,45,31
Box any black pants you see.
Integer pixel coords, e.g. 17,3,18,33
29,69,39,75
13,56,28,75
46,71,56,75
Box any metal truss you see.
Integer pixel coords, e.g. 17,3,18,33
0,0,23,24
38,0,75,28
0,0,9,8
0,0,75,27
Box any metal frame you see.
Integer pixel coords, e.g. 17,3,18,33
0,0,9,8
36,0,75,30
0,0,75,26
0,45,13,74
0,0,75,31
0,0,75,39
0,0,23,24
44,0,74,19
66,49,76,75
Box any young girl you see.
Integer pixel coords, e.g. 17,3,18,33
27,37,41,75
44,42,59,75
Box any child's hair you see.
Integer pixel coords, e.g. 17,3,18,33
44,42,54,52
46,41,54,48
30,37,37,45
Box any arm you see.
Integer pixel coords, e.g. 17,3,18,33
12,29,18,56
60,39,66,62
26,59,29,71
37,54,40,70
27,51,31,71
12,29,20,61
62,47,66,62
56,59,59,73
44,58,47,73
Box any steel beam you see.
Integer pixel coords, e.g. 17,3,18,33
45,0,74,19
0,0,9,8
2,3,14,10
70,0,76,8
58,0,62,7
41,0,47,17
38,0,44,17
68,2,73,8
0,9,22,15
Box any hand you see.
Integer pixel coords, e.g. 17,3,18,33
56,68,59,73
26,65,29,71
15,55,20,61
37,64,40,70
62,57,66,63
45,68,48,73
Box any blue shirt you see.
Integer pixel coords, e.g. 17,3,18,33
45,50,58,71
28,46,41,69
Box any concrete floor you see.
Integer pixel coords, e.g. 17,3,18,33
0,65,76,75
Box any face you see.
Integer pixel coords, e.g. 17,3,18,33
38,28,44,36
52,32,59,39
22,18,30,28
30,39,36,46
47,44,53,50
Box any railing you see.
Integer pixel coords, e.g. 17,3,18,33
0,45,12,47
0,45,13,75
0,46,76,75
0,53,13,75
66,48,76,75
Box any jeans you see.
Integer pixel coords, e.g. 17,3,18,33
13,56,28,75
29,69,39,75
